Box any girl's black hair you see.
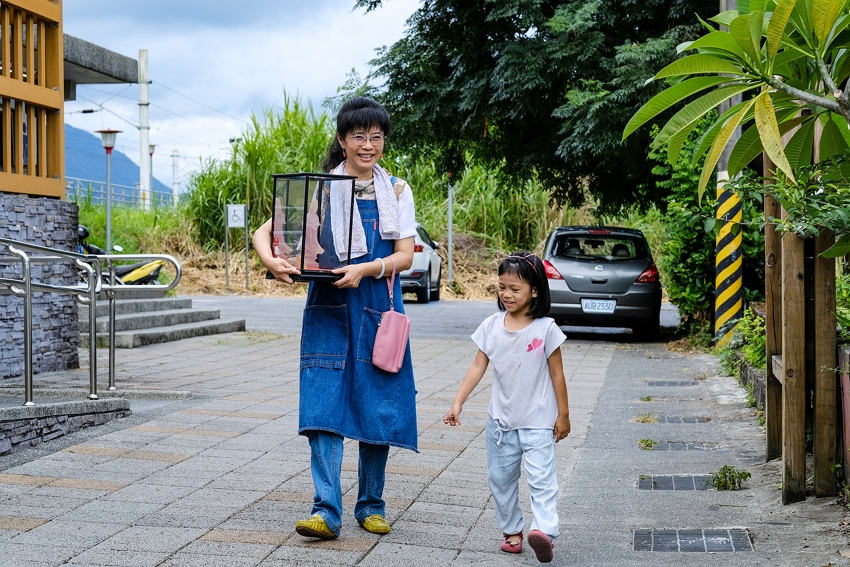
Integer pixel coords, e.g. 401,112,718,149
497,251,551,319
320,96,391,172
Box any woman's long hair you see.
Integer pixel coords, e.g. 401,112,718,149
320,97,391,172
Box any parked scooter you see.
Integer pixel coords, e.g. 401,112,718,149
77,225,164,285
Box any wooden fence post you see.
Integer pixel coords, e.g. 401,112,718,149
782,228,807,504
814,228,838,496
763,154,783,461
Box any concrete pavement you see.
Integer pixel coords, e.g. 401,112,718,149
0,296,846,566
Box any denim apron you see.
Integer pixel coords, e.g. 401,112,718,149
298,197,418,452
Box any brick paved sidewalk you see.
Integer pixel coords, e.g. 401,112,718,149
0,303,612,567
1,297,845,566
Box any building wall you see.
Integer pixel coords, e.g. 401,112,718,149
0,193,79,379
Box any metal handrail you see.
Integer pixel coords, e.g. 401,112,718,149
0,238,183,405
0,238,101,405
93,253,182,390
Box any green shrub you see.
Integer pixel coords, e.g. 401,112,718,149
838,270,850,340
738,307,766,369
648,115,764,336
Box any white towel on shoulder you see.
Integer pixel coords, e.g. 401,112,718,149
330,162,400,262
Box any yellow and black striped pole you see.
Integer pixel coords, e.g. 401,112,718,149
715,180,743,344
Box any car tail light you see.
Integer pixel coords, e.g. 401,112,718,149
543,260,563,280
636,264,659,283
414,244,424,252
587,228,612,235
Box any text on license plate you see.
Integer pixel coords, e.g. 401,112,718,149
581,299,616,314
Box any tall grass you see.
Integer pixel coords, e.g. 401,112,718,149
75,200,193,257
183,93,663,262
388,153,599,253
185,95,331,249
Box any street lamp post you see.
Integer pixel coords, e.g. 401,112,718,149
149,144,156,206
96,129,121,252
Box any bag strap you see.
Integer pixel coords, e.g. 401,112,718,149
386,256,397,311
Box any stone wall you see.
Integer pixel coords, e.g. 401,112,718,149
0,193,80,379
0,400,132,455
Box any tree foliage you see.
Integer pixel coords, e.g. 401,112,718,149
624,0,850,215
357,0,713,213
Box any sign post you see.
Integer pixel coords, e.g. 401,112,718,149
226,204,248,291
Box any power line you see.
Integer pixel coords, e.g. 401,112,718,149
79,84,241,137
148,101,235,137
154,82,246,123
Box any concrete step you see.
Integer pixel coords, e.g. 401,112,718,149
79,297,193,319
80,319,247,349
79,308,221,333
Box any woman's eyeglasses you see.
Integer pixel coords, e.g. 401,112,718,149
348,133,385,145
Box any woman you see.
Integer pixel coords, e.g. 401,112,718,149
253,97,417,540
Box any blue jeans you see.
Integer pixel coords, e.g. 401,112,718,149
486,416,560,539
307,430,390,535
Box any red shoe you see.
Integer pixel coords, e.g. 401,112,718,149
528,530,554,563
500,532,523,553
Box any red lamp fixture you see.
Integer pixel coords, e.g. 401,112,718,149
96,129,121,155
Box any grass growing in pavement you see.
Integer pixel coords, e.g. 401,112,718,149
639,439,658,451
633,414,658,424
639,396,653,402
709,466,751,490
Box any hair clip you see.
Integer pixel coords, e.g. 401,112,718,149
495,251,538,269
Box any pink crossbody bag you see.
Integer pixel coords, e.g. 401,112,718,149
372,256,410,373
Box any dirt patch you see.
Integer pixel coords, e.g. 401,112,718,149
170,233,501,301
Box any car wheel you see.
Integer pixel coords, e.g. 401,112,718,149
633,313,660,342
416,269,431,304
430,266,441,301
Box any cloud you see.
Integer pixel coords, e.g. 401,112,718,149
64,0,338,31
63,0,419,186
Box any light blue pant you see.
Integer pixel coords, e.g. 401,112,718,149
306,430,390,536
486,416,560,538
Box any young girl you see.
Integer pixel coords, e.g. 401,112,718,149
443,251,570,563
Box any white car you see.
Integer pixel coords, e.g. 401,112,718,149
400,223,442,303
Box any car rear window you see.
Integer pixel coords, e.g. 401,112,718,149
551,234,648,261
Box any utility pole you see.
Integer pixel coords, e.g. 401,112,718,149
138,49,151,211
149,144,156,205
714,0,743,345
172,149,179,206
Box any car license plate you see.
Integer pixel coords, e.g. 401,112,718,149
581,298,616,314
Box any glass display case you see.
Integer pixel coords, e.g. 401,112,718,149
267,172,357,282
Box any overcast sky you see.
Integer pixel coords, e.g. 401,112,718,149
63,0,419,187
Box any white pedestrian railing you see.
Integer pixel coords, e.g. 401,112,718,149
65,177,175,208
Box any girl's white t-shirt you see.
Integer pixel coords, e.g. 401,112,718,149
472,312,566,431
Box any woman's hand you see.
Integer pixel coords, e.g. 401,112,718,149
443,402,464,426
266,257,301,285
332,263,370,288
553,413,571,442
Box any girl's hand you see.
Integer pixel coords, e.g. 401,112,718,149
443,402,464,426
266,257,301,285
332,264,369,288
553,413,571,442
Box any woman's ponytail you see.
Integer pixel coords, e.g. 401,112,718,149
320,137,345,172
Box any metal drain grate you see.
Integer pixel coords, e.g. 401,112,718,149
655,416,711,423
637,475,713,490
633,528,753,552
652,442,719,451
646,381,698,387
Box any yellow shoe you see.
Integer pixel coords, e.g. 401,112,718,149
360,514,391,534
295,514,338,539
